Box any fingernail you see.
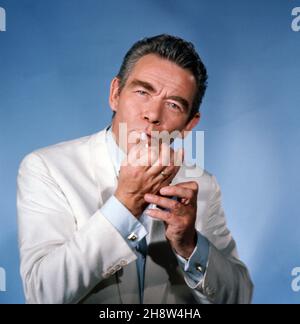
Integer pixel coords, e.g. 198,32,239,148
160,187,166,194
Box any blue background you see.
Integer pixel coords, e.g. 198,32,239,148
0,0,299,304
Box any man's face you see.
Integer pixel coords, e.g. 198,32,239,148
110,54,200,152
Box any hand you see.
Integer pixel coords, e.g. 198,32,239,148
144,181,198,259
115,140,184,218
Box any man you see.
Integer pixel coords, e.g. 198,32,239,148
17,34,253,304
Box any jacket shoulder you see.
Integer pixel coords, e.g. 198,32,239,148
19,130,105,171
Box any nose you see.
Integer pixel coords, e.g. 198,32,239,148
143,102,162,126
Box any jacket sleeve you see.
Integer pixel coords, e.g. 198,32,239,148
182,175,254,304
17,153,137,304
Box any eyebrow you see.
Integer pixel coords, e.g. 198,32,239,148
129,79,190,111
167,95,189,111
129,79,156,92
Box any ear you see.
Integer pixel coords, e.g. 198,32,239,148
181,112,201,138
109,77,121,112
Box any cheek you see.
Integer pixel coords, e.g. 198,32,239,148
118,92,134,109
117,95,142,121
121,90,141,106
163,114,188,130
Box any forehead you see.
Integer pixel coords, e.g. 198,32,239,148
126,54,196,97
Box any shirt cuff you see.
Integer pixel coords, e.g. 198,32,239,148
176,231,210,284
101,195,148,249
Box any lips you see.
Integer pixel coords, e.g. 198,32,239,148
144,130,160,139
140,130,157,140
127,129,161,145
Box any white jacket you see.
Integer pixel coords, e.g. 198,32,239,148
17,128,253,304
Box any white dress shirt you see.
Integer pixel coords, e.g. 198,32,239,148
101,126,210,302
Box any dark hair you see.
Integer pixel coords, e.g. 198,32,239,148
113,34,208,121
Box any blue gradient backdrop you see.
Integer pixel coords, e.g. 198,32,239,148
0,0,299,303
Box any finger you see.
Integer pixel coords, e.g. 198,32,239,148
149,144,173,168
176,181,198,192
168,181,198,192
140,145,159,167
159,166,180,185
146,144,161,168
144,193,180,210
145,208,172,223
128,130,149,146
126,140,158,167
157,148,183,179
174,148,184,166
125,140,145,165
147,143,175,176
160,142,174,167
159,185,194,200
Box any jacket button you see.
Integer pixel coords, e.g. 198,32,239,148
120,260,127,266
115,265,122,271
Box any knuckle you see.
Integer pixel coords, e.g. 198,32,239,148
187,189,194,199
156,196,162,204
166,211,172,220
173,201,181,210
191,181,198,192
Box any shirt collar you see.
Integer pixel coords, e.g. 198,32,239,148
106,125,126,175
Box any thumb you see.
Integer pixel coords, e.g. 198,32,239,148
174,148,184,166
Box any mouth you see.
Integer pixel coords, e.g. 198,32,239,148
126,130,153,145
127,129,167,146
142,132,156,140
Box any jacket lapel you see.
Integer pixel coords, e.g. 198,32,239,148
143,219,169,303
89,128,118,207
89,127,140,303
144,219,198,304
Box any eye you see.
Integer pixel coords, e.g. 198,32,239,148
167,102,181,111
135,90,148,96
